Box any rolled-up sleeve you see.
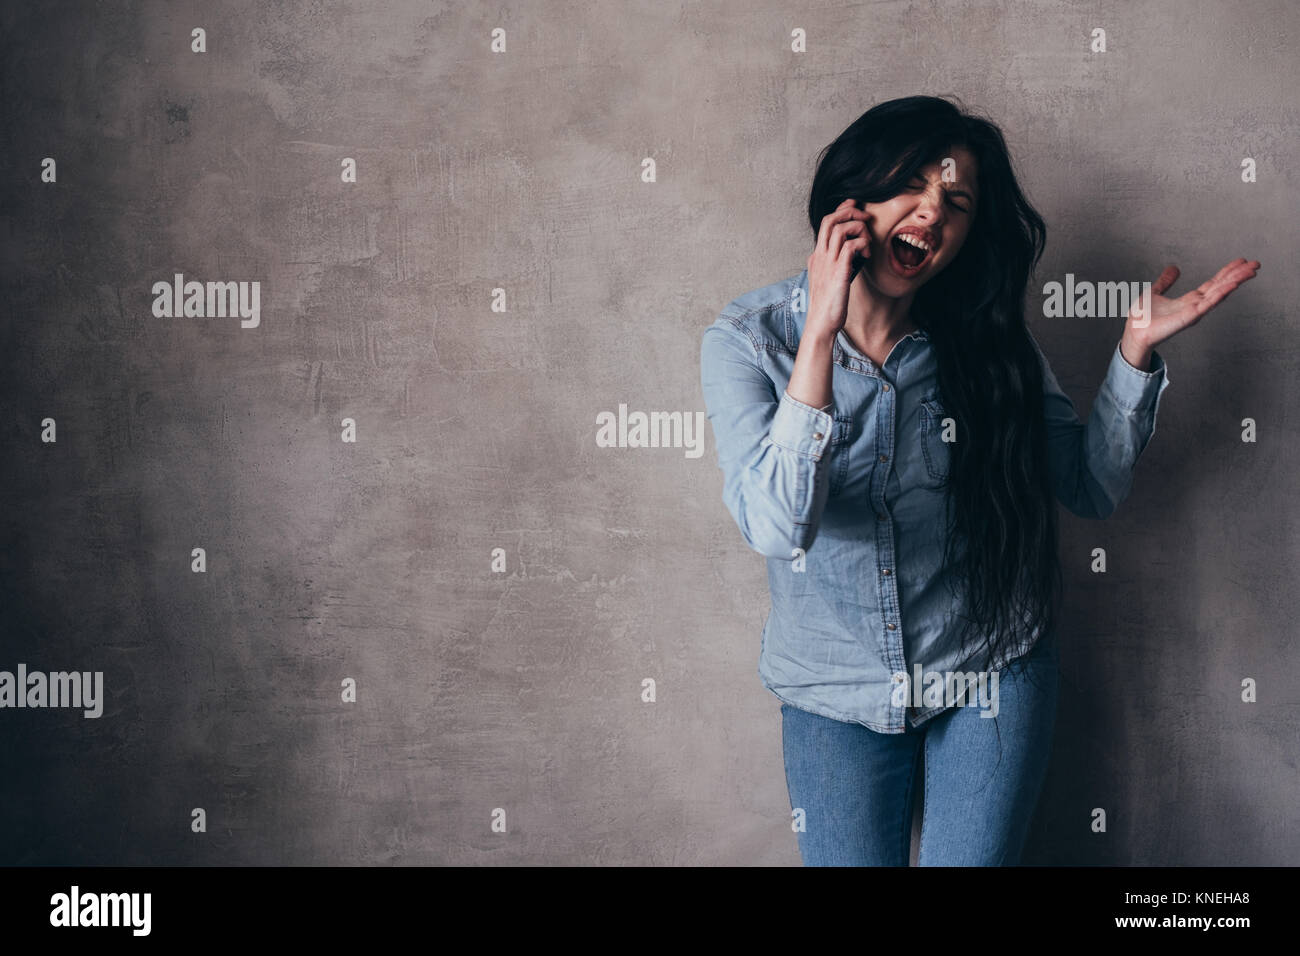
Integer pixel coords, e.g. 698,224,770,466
1034,333,1171,519
700,315,834,558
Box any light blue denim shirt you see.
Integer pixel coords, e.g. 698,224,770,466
700,268,1171,733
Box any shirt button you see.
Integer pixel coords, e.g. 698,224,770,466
879,454,888,462
876,513,887,521
882,384,890,392
813,432,823,440
882,568,892,575
887,623,897,630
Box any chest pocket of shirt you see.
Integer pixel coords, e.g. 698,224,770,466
826,416,852,495
919,397,952,486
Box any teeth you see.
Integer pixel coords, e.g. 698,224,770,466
895,233,932,251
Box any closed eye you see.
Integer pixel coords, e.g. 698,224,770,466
906,177,970,212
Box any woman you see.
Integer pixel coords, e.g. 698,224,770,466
699,95,1258,866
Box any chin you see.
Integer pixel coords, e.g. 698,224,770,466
866,261,926,297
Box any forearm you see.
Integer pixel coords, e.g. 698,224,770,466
1046,341,1169,519
785,327,837,410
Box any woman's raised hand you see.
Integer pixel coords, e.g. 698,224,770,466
805,199,873,344
1126,259,1261,356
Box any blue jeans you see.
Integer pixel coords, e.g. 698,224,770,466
780,630,1059,865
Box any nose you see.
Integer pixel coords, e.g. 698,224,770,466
911,184,945,225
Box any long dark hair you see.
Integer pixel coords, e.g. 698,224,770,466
808,95,1063,680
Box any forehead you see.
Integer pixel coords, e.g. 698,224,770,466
918,148,977,192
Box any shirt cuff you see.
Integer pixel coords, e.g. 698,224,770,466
1105,341,1170,412
771,390,834,459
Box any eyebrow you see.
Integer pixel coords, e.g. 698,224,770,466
908,172,976,202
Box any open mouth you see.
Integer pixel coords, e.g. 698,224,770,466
887,231,935,277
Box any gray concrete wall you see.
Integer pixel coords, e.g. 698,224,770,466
1,0,1295,865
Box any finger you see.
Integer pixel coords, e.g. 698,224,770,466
1189,283,1236,318
1151,265,1180,296
1198,259,1250,292
1197,260,1258,299
1219,263,1259,292
822,208,873,269
1188,267,1256,317
828,217,869,260
817,200,868,255
1211,263,1258,293
1228,259,1261,280
839,235,871,267
1168,260,1259,325
839,237,871,279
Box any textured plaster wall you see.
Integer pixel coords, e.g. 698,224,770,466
1,0,1296,864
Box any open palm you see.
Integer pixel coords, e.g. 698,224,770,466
1129,259,1260,347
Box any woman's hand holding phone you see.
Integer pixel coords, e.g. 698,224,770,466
805,198,873,345
786,199,871,412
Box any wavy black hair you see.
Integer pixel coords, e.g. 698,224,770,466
808,95,1063,685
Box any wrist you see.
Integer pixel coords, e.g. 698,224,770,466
1119,331,1153,371
800,321,840,352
